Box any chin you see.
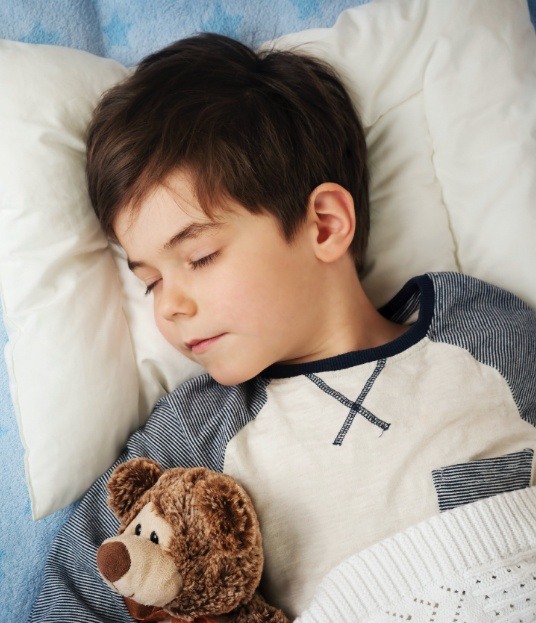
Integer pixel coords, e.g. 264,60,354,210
208,364,259,387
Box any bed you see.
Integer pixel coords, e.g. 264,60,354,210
0,1,535,621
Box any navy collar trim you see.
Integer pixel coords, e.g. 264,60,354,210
260,274,435,379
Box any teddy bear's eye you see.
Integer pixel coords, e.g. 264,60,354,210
150,531,159,545
134,523,142,536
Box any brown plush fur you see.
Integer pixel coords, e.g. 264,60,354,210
101,459,290,623
108,457,164,519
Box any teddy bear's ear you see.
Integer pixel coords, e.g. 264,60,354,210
198,472,261,552
107,457,163,520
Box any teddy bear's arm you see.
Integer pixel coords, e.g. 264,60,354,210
234,592,291,623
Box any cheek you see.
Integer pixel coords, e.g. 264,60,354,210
154,313,190,355
209,264,274,325
154,312,171,341
226,249,305,316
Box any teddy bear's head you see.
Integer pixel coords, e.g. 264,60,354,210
96,458,264,621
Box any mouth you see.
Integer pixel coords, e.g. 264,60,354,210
185,334,225,354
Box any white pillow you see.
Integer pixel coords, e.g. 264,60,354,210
1,0,535,519
272,0,536,307
0,43,203,519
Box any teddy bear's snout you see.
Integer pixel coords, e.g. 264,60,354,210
97,540,131,583
97,534,182,608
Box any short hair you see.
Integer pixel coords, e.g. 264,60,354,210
86,33,370,271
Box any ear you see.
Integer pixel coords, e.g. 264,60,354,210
307,183,356,263
107,458,163,521
196,471,261,552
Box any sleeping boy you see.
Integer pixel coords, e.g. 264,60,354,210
31,33,536,621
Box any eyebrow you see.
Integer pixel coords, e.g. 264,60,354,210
127,222,222,271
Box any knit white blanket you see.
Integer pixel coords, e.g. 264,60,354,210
297,487,536,622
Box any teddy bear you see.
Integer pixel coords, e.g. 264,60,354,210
96,457,290,623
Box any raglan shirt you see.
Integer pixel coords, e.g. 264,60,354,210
30,272,536,622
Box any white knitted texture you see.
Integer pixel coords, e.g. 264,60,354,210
296,487,536,622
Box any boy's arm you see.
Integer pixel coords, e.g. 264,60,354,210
29,394,197,622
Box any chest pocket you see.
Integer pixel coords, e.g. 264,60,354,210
432,448,534,512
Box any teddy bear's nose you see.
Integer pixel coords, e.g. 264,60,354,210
97,540,131,583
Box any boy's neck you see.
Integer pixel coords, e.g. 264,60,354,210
284,261,408,366
325,289,407,357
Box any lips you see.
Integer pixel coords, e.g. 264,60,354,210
185,334,224,354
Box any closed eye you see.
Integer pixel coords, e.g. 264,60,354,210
144,280,161,296
189,251,220,270
143,251,220,296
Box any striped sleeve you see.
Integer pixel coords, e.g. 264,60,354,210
29,402,186,621
29,375,265,622
428,272,536,427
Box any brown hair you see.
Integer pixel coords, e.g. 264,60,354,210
86,33,370,271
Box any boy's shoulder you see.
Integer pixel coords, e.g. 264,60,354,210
427,271,532,307
423,270,535,358
382,270,534,344
150,374,269,462
425,271,535,331
424,271,535,426
159,372,269,409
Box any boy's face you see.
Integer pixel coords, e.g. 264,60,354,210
114,170,325,385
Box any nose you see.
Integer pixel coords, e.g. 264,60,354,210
97,540,131,583
157,281,196,321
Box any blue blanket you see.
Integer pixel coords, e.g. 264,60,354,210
1,2,535,621
0,0,374,67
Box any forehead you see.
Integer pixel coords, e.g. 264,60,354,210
113,170,227,250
